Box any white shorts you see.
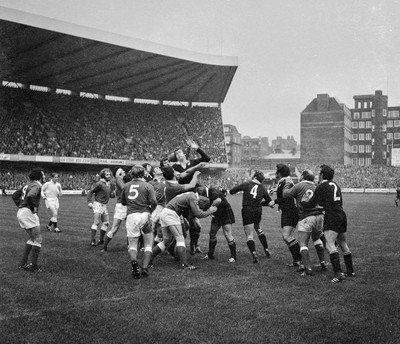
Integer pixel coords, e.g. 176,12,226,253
160,208,181,227
126,212,151,238
45,197,59,210
93,201,109,215
113,203,127,221
17,207,40,229
151,205,164,224
297,214,323,233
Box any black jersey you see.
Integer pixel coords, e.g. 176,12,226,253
275,177,298,212
229,180,271,207
173,148,210,185
304,180,344,213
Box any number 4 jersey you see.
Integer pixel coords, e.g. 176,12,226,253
229,180,272,207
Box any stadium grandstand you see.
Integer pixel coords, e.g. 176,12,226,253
0,6,238,191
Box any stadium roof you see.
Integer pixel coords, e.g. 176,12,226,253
0,6,238,103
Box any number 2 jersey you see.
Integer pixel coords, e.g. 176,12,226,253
229,180,272,207
304,179,344,213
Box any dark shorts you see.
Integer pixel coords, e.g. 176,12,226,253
211,208,235,227
242,206,262,226
323,210,347,234
281,210,299,228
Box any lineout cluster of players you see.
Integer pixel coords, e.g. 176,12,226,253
12,139,355,283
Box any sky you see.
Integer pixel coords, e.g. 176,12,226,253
2,0,400,142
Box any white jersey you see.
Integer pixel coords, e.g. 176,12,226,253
41,181,62,199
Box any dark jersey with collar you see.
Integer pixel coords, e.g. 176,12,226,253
12,181,42,212
303,180,344,213
121,179,157,215
229,180,271,207
165,192,214,218
148,178,166,206
173,148,210,185
204,187,232,218
87,179,112,205
274,177,298,213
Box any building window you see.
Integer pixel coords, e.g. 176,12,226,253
359,145,365,153
352,145,358,153
394,120,400,127
366,145,371,153
388,110,399,118
387,120,393,127
359,122,365,129
352,134,358,140
383,138,387,145
366,158,371,165
372,109,376,117
366,121,372,128
361,112,371,119
353,112,360,119
364,102,368,109
352,122,358,129
387,132,393,139
382,124,387,132
352,158,358,165
395,132,400,139
359,158,365,166
366,133,372,140
359,133,365,140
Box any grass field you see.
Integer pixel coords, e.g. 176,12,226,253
1,193,400,344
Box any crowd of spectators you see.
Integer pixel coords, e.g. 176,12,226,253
3,164,399,192
0,87,227,163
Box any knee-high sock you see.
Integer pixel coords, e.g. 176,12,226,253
314,243,325,263
258,233,269,249
246,240,256,255
300,247,311,270
343,252,354,274
21,243,32,265
228,241,237,259
287,239,302,262
208,238,217,257
329,251,342,274
31,246,41,267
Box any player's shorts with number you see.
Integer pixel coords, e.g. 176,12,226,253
92,201,108,215
126,212,151,237
17,207,40,229
113,202,127,220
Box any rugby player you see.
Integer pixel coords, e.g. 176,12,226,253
172,139,210,255
12,167,45,273
120,165,157,279
151,191,217,270
148,165,166,246
41,172,63,233
270,164,302,267
101,168,132,252
301,164,355,283
197,186,237,263
282,169,326,276
87,168,115,246
229,170,274,263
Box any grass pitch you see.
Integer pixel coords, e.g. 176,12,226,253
1,193,399,344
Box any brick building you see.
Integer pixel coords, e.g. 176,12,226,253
300,94,352,165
